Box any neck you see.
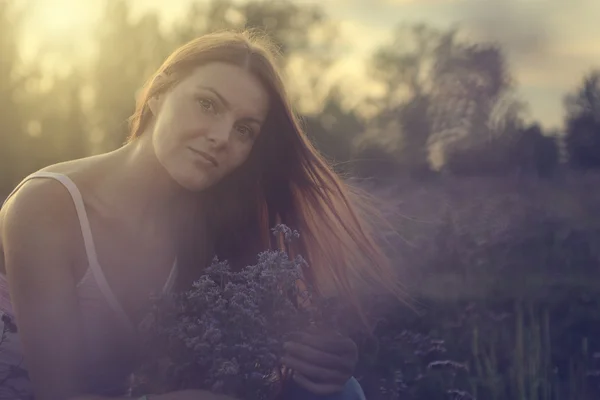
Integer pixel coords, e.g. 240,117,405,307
101,136,200,237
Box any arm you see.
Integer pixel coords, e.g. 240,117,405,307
2,179,87,400
1,179,239,400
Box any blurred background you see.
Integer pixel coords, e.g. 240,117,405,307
2,0,600,399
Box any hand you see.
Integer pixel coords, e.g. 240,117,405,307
281,326,358,395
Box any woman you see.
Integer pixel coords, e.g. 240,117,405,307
0,30,405,400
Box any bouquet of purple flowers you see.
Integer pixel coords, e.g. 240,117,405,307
131,225,356,400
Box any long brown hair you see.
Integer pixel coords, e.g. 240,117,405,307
128,30,408,333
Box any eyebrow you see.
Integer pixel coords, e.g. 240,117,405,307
196,85,264,126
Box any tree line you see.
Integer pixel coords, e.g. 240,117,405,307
1,0,599,196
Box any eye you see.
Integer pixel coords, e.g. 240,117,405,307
236,124,255,139
196,97,216,113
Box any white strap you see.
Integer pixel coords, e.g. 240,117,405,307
4,172,135,334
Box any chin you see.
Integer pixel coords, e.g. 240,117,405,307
181,178,216,193
170,171,217,193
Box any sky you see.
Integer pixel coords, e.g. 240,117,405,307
22,0,600,131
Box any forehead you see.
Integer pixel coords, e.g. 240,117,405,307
180,62,270,118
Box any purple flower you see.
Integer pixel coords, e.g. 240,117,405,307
131,224,355,399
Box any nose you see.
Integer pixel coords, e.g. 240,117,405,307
206,118,234,148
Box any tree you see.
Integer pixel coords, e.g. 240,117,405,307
90,0,170,151
0,1,27,195
23,70,88,170
0,2,94,194
565,70,600,119
443,122,559,178
362,24,454,178
428,41,514,169
513,124,559,177
362,23,515,178
564,70,600,168
360,94,433,179
369,23,453,109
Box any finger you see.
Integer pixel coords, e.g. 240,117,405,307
292,371,345,395
286,339,357,371
284,341,354,373
281,355,348,385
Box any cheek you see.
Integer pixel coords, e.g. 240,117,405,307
151,124,175,160
157,100,200,141
216,146,252,179
151,117,185,169
153,110,200,155
231,145,254,168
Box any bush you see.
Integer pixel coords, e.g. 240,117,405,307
359,171,600,400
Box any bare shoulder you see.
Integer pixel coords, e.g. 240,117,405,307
38,152,112,178
2,154,100,229
0,151,116,262
2,152,113,217
1,177,81,253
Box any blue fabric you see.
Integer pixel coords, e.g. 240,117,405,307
286,377,367,400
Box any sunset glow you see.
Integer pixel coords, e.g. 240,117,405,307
28,0,96,41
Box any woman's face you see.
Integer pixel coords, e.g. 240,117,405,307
148,62,270,192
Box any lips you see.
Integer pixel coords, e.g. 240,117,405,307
188,147,218,167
